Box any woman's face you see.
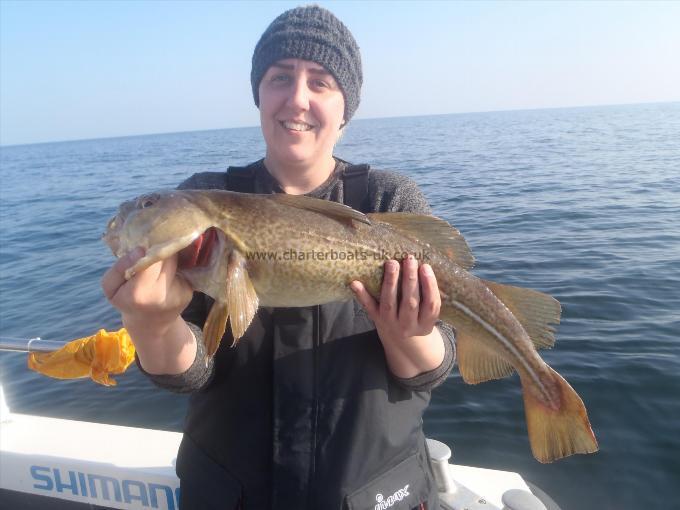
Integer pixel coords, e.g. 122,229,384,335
258,58,345,169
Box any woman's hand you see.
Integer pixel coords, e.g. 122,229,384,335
102,247,192,330
101,247,197,374
350,256,446,378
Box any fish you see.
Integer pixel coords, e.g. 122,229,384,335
103,189,598,463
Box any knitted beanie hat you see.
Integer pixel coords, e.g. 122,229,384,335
251,5,363,123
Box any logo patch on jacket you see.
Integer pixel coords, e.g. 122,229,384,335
375,484,410,509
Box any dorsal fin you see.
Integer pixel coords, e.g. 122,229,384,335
269,193,371,225
368,213,475,270
482,280,561,350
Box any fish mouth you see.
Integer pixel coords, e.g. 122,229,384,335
178,227,218,270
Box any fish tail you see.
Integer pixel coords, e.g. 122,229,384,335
521,365,598,463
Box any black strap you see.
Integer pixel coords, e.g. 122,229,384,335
225,160,370,212
225,163,257,193
341,163,370,212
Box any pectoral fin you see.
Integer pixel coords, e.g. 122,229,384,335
226,250,259,345
202,251,259,356
204,301,229,358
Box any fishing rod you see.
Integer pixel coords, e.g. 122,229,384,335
0,337,64,353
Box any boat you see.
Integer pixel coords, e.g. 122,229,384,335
0,339,561,510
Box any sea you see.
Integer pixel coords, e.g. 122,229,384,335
1,102,678,510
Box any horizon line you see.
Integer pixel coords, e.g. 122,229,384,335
2,99,677,149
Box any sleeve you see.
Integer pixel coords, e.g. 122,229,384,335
135,321,215,393
369,170,457,391
390,333,455,391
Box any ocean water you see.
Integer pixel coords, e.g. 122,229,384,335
1,102,679,509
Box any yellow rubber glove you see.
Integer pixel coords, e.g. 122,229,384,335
27,328,136,386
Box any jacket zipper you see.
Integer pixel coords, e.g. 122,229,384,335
307,304,321,507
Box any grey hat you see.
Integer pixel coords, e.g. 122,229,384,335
251,5,363,123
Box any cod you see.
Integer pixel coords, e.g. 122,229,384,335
104,190,598,464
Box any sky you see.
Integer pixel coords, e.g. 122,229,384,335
1,0,678,146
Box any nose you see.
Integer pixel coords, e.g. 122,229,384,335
286,75,310,111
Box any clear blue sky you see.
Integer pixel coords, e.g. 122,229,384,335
1,0,678,146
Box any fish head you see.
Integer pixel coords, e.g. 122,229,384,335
103,191,215,267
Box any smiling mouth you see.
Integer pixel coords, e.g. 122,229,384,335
177,227,217,270
281,120,314,132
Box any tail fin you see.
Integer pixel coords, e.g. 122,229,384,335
522,365,598,463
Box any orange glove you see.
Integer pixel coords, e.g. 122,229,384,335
27,328,136,386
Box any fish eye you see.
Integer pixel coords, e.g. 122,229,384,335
138,193,160,209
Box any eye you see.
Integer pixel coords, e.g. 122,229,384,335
311,79,328,89
138,193,159,209
271,73,290,84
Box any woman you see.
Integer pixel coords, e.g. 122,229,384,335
102,6,455,509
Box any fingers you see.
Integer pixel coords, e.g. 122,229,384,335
160,255,194,309
350,280,379,318
399,256,420,325
101,247,144,301
102,247,191,313
418,264,441,325
351,258,441,336
380,260,400,320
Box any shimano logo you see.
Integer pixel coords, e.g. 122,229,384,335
374,484,410,510
30,465,180,509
